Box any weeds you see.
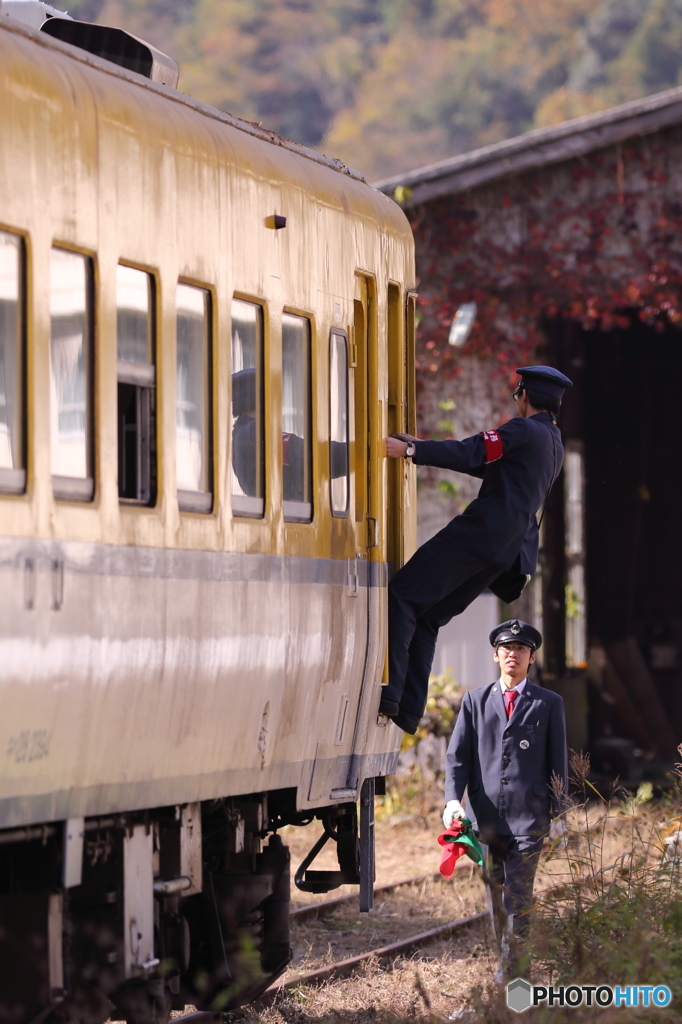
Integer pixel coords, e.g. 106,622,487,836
473,746,682,1021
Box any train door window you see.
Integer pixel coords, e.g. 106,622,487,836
49,247,94,501
116,264,155,504
231,299,264,517
0,231,25,494
329,329,349,516
176,283,212,513
282,313,312,521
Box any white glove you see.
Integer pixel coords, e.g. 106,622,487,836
549,817,568,850
443,799,467,828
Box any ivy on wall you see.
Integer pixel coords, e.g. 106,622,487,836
408,126,682,423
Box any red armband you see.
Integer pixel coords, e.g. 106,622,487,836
482,429,503,464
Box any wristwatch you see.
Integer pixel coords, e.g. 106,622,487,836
405,441,416,458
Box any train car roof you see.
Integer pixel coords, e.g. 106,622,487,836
0,13,401,209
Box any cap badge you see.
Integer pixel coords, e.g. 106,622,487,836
511,622,520,635
520,739,530,749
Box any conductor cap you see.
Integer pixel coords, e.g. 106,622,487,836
515,365,573,400
490,619,542,652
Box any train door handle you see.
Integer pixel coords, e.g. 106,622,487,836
367,516,379,548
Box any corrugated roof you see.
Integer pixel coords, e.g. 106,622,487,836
373,86,682,205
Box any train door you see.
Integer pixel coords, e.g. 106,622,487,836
383,286,417,665
386,283,407,575
301,277,377,807
342,273,385,786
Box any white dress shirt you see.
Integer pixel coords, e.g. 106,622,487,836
499,677,527,695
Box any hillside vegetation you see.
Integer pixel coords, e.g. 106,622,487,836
65,0,682,180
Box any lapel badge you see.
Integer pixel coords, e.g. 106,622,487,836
520,739,530,749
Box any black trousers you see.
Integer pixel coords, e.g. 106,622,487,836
482,833,544,942
383,530,502,721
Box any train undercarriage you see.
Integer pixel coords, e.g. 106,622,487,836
0,784,376,1023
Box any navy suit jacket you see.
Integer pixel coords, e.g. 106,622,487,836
413,412,562,574
445,681,568,838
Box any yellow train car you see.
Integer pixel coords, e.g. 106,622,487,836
0,7,416,1020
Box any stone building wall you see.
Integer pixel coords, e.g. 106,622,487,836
410,122,682,541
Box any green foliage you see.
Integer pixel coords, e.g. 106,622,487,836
60,0,682,180
437,478,459,500
565,582,583,620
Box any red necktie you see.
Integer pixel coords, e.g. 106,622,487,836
504,689,518,719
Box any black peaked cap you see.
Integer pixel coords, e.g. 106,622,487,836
515,365,573,399
490,619,543,651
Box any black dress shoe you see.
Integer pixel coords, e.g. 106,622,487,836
378,697,400,717
392,709,420,734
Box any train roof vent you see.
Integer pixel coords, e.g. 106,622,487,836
40,18,179,88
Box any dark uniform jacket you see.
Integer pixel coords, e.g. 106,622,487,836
413,411,562,574
445,681,568,837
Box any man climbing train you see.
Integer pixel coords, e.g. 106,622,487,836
380,365,572,734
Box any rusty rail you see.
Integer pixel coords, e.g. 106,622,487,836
172,909,487,1020
263,910,488,997
167,869,485,1020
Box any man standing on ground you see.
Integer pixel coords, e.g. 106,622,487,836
381,365,571,733
443,620,568,980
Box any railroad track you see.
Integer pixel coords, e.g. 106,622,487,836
262,908,488,999
173,868,485,1021
174,909,488,1020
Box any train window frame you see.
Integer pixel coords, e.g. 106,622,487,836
281,310,313,524
175,279,213,515
0,229,26,495
116,263,157,507
49,245,95,503
230,296,266,519
329,328,349,517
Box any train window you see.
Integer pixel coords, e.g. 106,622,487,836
282,313,312,522
176,283,212,513
116,265,155,505
49,248,94,501
231,299,264,517
0,231,25,494
329,329,349,516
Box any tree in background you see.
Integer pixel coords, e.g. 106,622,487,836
60,0,682,180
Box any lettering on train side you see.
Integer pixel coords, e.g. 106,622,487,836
7,729,51,763
258,701,270,770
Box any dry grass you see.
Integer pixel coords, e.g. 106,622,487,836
285,867,486,971
246,929,494,1024
169,812,495,1022
262,810,493,1022
139,770,682,1022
